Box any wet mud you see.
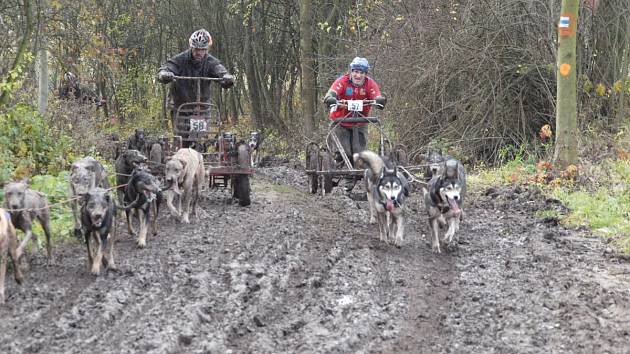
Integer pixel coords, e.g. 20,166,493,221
1,160,628,353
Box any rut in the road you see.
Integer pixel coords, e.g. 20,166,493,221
0,164,628,354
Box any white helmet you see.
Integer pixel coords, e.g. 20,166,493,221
189,29,212,49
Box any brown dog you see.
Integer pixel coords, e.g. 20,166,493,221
0,208,23,304
163,148,205,224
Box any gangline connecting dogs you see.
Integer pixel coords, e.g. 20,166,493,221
422,157,467,253
354,150,409,247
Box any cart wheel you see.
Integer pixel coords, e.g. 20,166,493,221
235,175,251,206
306,143,319,194
321,151,334,195
236,144,252,206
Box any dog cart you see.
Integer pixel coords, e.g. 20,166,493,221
171,76,253,206
305,99,408,195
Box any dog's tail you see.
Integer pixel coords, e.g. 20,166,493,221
353,150,384,175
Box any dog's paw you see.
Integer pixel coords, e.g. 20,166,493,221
14,272,23,285
431,243,442,253
445,242,458,253
137,239,147,248
91,264,101,276
181,215,190,224
369,216,376,224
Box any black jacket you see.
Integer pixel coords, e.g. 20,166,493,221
157,49,228,110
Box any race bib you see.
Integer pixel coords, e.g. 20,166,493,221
347,100,363,112
190,118,207,132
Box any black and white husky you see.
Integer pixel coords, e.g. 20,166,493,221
354,150,409,246
422,158,467,253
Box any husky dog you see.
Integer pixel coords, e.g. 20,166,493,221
422,158,467,253
248,131,262,167
424,149,449,182
354,150,409,246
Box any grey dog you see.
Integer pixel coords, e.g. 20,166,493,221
80,188,117,275
3,181,53,264
69,157,109,239
422,158,467,253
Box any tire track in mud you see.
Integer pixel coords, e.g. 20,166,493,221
1,164,628,354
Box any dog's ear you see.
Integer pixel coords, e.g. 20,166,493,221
179,159,187,172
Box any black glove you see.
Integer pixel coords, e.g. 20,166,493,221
375,95,387,109
157,71,175,83
220,74,234,89
324,95,338,107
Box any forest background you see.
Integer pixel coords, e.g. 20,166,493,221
0,0,629,249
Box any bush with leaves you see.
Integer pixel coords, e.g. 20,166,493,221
0,103,75,184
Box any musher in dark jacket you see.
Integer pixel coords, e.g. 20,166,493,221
156,29,234,147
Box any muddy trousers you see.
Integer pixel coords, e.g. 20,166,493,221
330,125,368,167
330,125,367,190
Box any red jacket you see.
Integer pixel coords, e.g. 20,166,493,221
328,73,382,127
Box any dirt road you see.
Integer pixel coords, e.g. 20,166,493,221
1,160,629,353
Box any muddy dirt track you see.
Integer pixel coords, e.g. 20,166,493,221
1,159,629,354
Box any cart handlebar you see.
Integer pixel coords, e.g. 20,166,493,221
332,99,384,110
330,117,381,127
172,76,226,82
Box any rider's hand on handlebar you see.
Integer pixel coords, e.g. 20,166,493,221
220,74,235,88
157,71,175,83
375,95,387,109
324,96,338,107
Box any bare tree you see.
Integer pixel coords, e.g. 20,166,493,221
299,0,316,139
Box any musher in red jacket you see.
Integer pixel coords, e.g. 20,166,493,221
323,57,387,191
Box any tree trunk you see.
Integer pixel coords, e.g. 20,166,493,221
554,0,579,168
36,1,49,115
615,13,630,131
299,0,317,140
0,0,33,108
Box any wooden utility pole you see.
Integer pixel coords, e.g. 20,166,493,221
554,0,579,167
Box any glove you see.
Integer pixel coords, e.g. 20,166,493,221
324,95,338,107
157,71,175,83
220,74,234,88
375,95,387,109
